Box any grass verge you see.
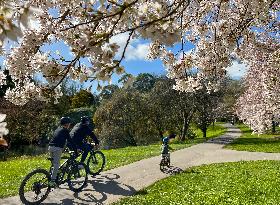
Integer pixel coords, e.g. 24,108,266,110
113,160,280,205
0,124,226,198
225,123,280,152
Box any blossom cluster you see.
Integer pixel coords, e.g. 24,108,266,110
0,0,279,133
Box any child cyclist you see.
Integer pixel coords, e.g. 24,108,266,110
161,133,176,167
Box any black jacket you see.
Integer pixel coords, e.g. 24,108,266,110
49,127,75,149
70,123,99,146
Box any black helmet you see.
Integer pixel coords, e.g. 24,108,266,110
81,116,90,124
60,117,71,125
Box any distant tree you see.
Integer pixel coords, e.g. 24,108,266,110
71,90,96,109
94,89,156,148
193,87,223,138
0,99,56,147
118,73,134,88
147,78,176,138
99,84,119,101
133,73,156,92
215,78,244,122
147,78,195,140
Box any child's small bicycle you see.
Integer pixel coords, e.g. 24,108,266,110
160,153,170,170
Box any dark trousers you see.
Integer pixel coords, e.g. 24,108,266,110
77,143,92,162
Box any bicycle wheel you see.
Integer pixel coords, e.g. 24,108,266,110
67,162,88,192
87,150,106,176
19,169,51,205
160,158,165,170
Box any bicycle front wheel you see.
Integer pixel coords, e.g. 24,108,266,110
87,150,106,176
19,169,51,205
67,162,88,192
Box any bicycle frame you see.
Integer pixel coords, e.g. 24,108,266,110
50,153,76,185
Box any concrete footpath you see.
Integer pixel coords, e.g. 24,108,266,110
2,123,280,204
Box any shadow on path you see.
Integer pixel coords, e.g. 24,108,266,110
206,135,237,145
75,173,135,204
42,173,135,205
160,166,183,175
42,198,88,205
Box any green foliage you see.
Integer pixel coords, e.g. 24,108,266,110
71,89,97,108
94,89,157,148
99,84,119,101
225,123,280,152
185,128,198,139
4,101,58,146
132,73,156,92
192,88,223,138
114,160,280,205
215,78,244,121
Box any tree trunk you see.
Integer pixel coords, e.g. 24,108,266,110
272,120,276,133
159,129,164,139
202,123,207,139
203,128,207,138
181,115,187,141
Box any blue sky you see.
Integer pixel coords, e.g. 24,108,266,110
108,33,247,89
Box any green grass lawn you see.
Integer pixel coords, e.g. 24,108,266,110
0,124,226,198
225,123,280,153
113,160,280,205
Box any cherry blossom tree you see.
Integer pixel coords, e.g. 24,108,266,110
236,42,279,133
0,0,279,134
0,0,39,137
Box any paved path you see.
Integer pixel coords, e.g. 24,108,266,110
2,124,280,205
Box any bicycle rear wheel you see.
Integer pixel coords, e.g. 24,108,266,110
19,169,51,205
67,162,88,192
87,150,106,176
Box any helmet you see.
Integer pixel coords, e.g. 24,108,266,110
162,137,169,144
60,117,71,125
81,116,90,124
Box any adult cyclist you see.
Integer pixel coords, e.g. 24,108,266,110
70,116,99,164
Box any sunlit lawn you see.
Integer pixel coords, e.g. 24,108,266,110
225,123,280,153
114,160,280,205
0,123,226,198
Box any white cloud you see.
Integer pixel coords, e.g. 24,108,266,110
110,33,150,61
226,61,248,79
126,43,150,60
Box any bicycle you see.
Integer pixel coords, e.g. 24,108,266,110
160,153,170,170
19,150,88,205
85,143,106,176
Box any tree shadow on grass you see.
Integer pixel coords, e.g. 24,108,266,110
229,138,280,146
